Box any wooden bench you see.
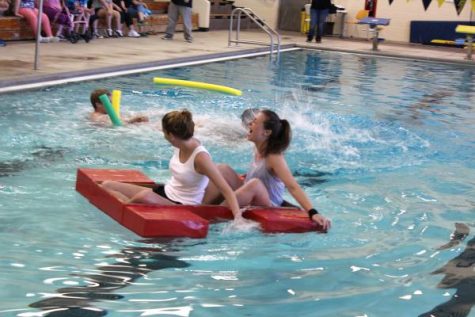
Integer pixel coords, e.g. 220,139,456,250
0,0,198,41
0,16,35,40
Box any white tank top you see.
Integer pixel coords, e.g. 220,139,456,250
164,145,210,205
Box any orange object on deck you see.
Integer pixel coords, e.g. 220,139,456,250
75,168,325,238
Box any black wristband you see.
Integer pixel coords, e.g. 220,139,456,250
308,208,319,219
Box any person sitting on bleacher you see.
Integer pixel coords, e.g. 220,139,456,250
43,0,73,39
112,0,141,37
129,0,150,25
89,0,122,37
66,0,92,35
0,0,10,15
14,0,60,42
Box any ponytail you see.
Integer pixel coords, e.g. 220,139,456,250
261,109,291,156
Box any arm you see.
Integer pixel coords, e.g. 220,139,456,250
112,0,121,11
125,115,149,124
267,154,331,231
99,0,111,12
120,0,126,10
195,152,242,219
74,0,81,11
14,0,23,17
61,0,71,15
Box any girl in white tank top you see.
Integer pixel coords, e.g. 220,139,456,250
165,145,210,205
102,110,244,221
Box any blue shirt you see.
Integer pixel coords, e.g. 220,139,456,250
20,0,35,9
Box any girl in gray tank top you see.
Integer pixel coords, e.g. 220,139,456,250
203,109,331,232
245,158,284,207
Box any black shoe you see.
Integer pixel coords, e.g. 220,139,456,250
68,32,80,43
81,32,91,43
316,37,322,43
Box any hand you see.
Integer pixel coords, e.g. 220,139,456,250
228,215,259,232
128,115,149,124
311,214,331,232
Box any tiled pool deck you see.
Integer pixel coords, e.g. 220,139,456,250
0,30,473,93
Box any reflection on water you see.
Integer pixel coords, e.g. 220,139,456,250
0,50,473,317
419,224,475,317
293,168,331,187
0,146,66,177
28,246,190,317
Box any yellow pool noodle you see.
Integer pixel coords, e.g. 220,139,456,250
111,90,122,118
153,77,242,96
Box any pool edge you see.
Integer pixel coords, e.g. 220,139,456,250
0,45,298,94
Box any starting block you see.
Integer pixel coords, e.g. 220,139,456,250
455,25,475,60
358,17,390,51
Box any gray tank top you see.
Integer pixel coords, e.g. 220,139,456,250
245,158,285,207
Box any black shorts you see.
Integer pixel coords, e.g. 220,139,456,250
152,184,182,205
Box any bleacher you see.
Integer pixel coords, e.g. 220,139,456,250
0,0,199,41
208,0,254,30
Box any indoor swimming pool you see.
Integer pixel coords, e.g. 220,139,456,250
0,49,474,317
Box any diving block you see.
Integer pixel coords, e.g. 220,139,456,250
75,168,326,238
358,17,390,51
456,25,475,60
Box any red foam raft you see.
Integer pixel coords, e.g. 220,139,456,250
76,168,323,238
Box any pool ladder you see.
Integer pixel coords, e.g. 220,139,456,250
228,7,281,60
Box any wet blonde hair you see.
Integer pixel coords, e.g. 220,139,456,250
162,109,195,140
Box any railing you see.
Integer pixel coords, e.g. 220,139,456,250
228,7,281,59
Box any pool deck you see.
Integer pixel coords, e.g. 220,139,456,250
0,30,474,93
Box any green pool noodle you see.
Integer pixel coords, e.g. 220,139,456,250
99,94,122,126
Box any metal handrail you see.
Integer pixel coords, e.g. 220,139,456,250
228,7,281,59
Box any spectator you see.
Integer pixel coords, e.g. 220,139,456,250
14,0,59,42
307,0,333,43
43,0,73,38
161,0,192,43
112,0,140,37
0,0,11,15
89,0,122,38
128,0,150,33
65,0,92,35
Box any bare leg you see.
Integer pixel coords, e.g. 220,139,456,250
113,10,121,31
101,180,175,205
97,9,112,31
234,178,271,207
202,164,243,204
106,188,131,202
137,11,144,23
106,12,112,30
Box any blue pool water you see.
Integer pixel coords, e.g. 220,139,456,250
0,49,474,317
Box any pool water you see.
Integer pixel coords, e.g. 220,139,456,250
0,50,474,317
